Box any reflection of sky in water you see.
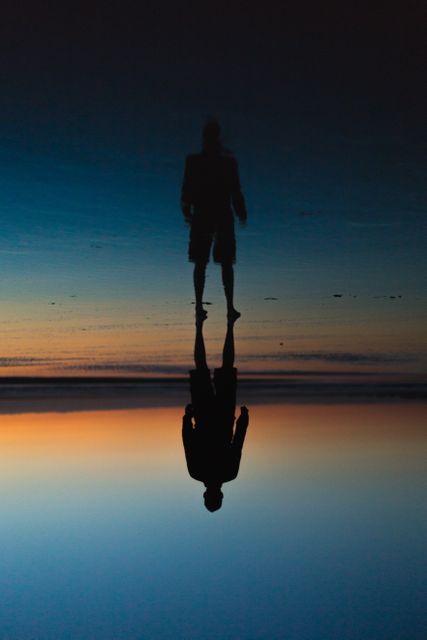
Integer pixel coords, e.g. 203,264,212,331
1,402,426,640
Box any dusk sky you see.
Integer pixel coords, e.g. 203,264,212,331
1,1,425,378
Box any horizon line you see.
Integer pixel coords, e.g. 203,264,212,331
0,374,426,385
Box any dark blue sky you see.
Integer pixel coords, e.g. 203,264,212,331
2,1,424,153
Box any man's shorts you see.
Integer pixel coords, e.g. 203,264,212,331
189,221,236,264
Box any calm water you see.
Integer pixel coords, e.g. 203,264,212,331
0,397,426,640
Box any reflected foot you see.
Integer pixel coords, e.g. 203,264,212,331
227,308,241,323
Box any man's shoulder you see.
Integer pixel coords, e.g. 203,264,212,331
221,151,237,162
220,155,239,178
186,153,202,163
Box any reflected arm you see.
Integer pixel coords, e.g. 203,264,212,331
182,404,194,437
232,406,249,452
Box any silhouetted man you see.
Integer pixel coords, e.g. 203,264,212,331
182,317,249,511
181,120,247,321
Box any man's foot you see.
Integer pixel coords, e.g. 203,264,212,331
227,308,241,323
196,307,208,322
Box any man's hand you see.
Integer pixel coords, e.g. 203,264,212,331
181,201,193,225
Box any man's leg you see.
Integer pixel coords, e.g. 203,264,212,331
194,261,208,320
221,262,240,321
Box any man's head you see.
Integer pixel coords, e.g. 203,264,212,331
203,484,224,512
202,119,221,153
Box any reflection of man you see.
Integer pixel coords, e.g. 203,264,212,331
182,318,249,511
181,120,247,322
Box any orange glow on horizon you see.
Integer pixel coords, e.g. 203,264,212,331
0,407,182,455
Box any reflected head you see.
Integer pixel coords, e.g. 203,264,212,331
203,485,224,512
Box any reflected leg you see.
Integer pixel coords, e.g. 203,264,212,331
194,316,208,370
222,318,235,370
194,261,208,320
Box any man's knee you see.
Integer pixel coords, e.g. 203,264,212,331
221,261,233,273
195,261,208,272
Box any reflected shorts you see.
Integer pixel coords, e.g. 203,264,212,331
189,367,237,434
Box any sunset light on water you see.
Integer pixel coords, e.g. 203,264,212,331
1,399,426,639
1,1,425,638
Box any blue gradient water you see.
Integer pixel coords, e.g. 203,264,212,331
0,399,425,639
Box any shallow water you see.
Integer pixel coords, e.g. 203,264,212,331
0,399,426,640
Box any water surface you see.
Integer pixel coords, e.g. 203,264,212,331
0,399,425,639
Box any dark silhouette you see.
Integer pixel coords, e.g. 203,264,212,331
182,317,249,511
181,120,247,321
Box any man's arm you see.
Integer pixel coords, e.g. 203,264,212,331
181,156,194,224
230,159,247,225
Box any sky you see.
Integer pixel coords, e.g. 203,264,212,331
1,1,426,378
